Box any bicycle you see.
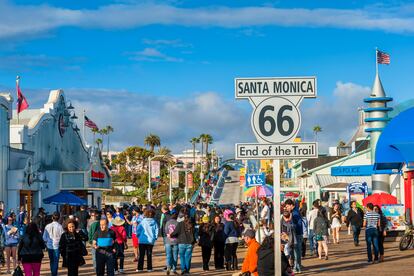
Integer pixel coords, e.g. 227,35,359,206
399,223,414,251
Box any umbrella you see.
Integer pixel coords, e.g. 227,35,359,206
43,191,87,206
362,192,397,207
244,184,273,197
284,192,300,198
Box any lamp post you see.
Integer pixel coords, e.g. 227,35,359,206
147,154,167,202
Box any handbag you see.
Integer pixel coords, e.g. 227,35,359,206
12,266,24,276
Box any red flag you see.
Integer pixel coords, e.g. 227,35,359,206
16,76,29,113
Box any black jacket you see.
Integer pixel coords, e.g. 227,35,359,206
213,223,226,244
59,231,88,268
257,246,274,276
346,208,364,227
198,223,214,248
18,234,45,263
170,221,195,245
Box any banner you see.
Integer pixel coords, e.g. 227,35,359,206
187,173,193,189
150,161,161,186
171,169,180,188
247,160,261,174
347,182,368,208
239,168,246,187
382,204,405,231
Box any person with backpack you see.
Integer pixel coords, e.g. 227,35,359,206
198,215,214,271
164,210,179,275
224,212,240,271
93,218,117,276
313,208,330,260
17,222,45,276
169,213,196,275
110,217,127,274
43,212,64,276
59,219,88,276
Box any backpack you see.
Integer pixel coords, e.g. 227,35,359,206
167,223,177,242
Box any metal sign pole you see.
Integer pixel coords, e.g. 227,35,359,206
273,159,281,276
255,186,261,242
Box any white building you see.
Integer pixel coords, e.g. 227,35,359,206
0,90,111,216
173,149,203,169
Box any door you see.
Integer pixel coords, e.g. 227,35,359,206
19,190,33,220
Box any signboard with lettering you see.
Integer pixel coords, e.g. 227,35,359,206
171,169,180,188
150,161,161,186
347,182,368,207
246,173,266,187
187,173,193,189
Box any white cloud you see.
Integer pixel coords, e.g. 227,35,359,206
1,2,414,40
130,47,183,62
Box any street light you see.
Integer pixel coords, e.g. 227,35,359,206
147,154,168,202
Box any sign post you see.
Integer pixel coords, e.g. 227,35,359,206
234,76,318,276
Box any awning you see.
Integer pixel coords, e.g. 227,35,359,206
375,107,414,170
43,191,87,206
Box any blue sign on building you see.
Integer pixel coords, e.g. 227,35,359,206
331,165,374,176
246,173,266,187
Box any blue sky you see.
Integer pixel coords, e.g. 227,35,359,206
0,0,413,156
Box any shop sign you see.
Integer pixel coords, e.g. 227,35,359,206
347,182,368,207
91,170,105,182
381,204,405,231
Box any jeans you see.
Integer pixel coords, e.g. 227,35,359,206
366,228,379,262
352,225,361,244
47,248,59,276
96,249,115,276
308,230,316,255
378,230,385,255
91,247,96,269
138,244,153,270
178,244,193,272
224,242,238,270
165,243,179,271
293,235,303,271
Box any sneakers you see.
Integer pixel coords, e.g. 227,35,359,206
147,269,154,272
119,269,124,274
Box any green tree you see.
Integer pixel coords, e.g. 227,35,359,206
95,138,103,150
144,134,161,153
91,127,99,142
199,134,213,170
313,125,322,141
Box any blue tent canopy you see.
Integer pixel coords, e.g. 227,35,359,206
375,107,414,171
43,191,87,206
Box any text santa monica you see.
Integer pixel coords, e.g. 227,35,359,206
235,77,317,98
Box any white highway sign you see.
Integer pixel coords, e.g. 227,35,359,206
235,142,318,160
235,76,317,99
251,96,301,144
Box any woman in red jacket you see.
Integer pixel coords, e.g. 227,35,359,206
110,217,127,274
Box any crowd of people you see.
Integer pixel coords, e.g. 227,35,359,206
0,195,389,276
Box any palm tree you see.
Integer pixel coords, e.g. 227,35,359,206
156,146,174,165
95,138,103,150
313,125,322,141
105,125,114,157
144,134,161,153
199,134,213,170
190,137,200,171
91,128,99,142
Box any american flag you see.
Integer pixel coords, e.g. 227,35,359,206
84,116,98,130
377,50,390,65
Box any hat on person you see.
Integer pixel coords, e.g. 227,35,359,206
243,229,255,238
112,216,125,226
202,215,209,223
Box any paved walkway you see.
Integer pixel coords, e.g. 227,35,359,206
36,230,414,275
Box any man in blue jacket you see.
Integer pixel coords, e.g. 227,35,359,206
285,199,303,274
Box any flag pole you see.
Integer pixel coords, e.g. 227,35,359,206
375,47,378,76
83,109,86,144
16,76,20,124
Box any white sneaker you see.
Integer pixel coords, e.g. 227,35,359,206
119,269,124,273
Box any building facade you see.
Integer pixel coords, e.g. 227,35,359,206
0,90,111,216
